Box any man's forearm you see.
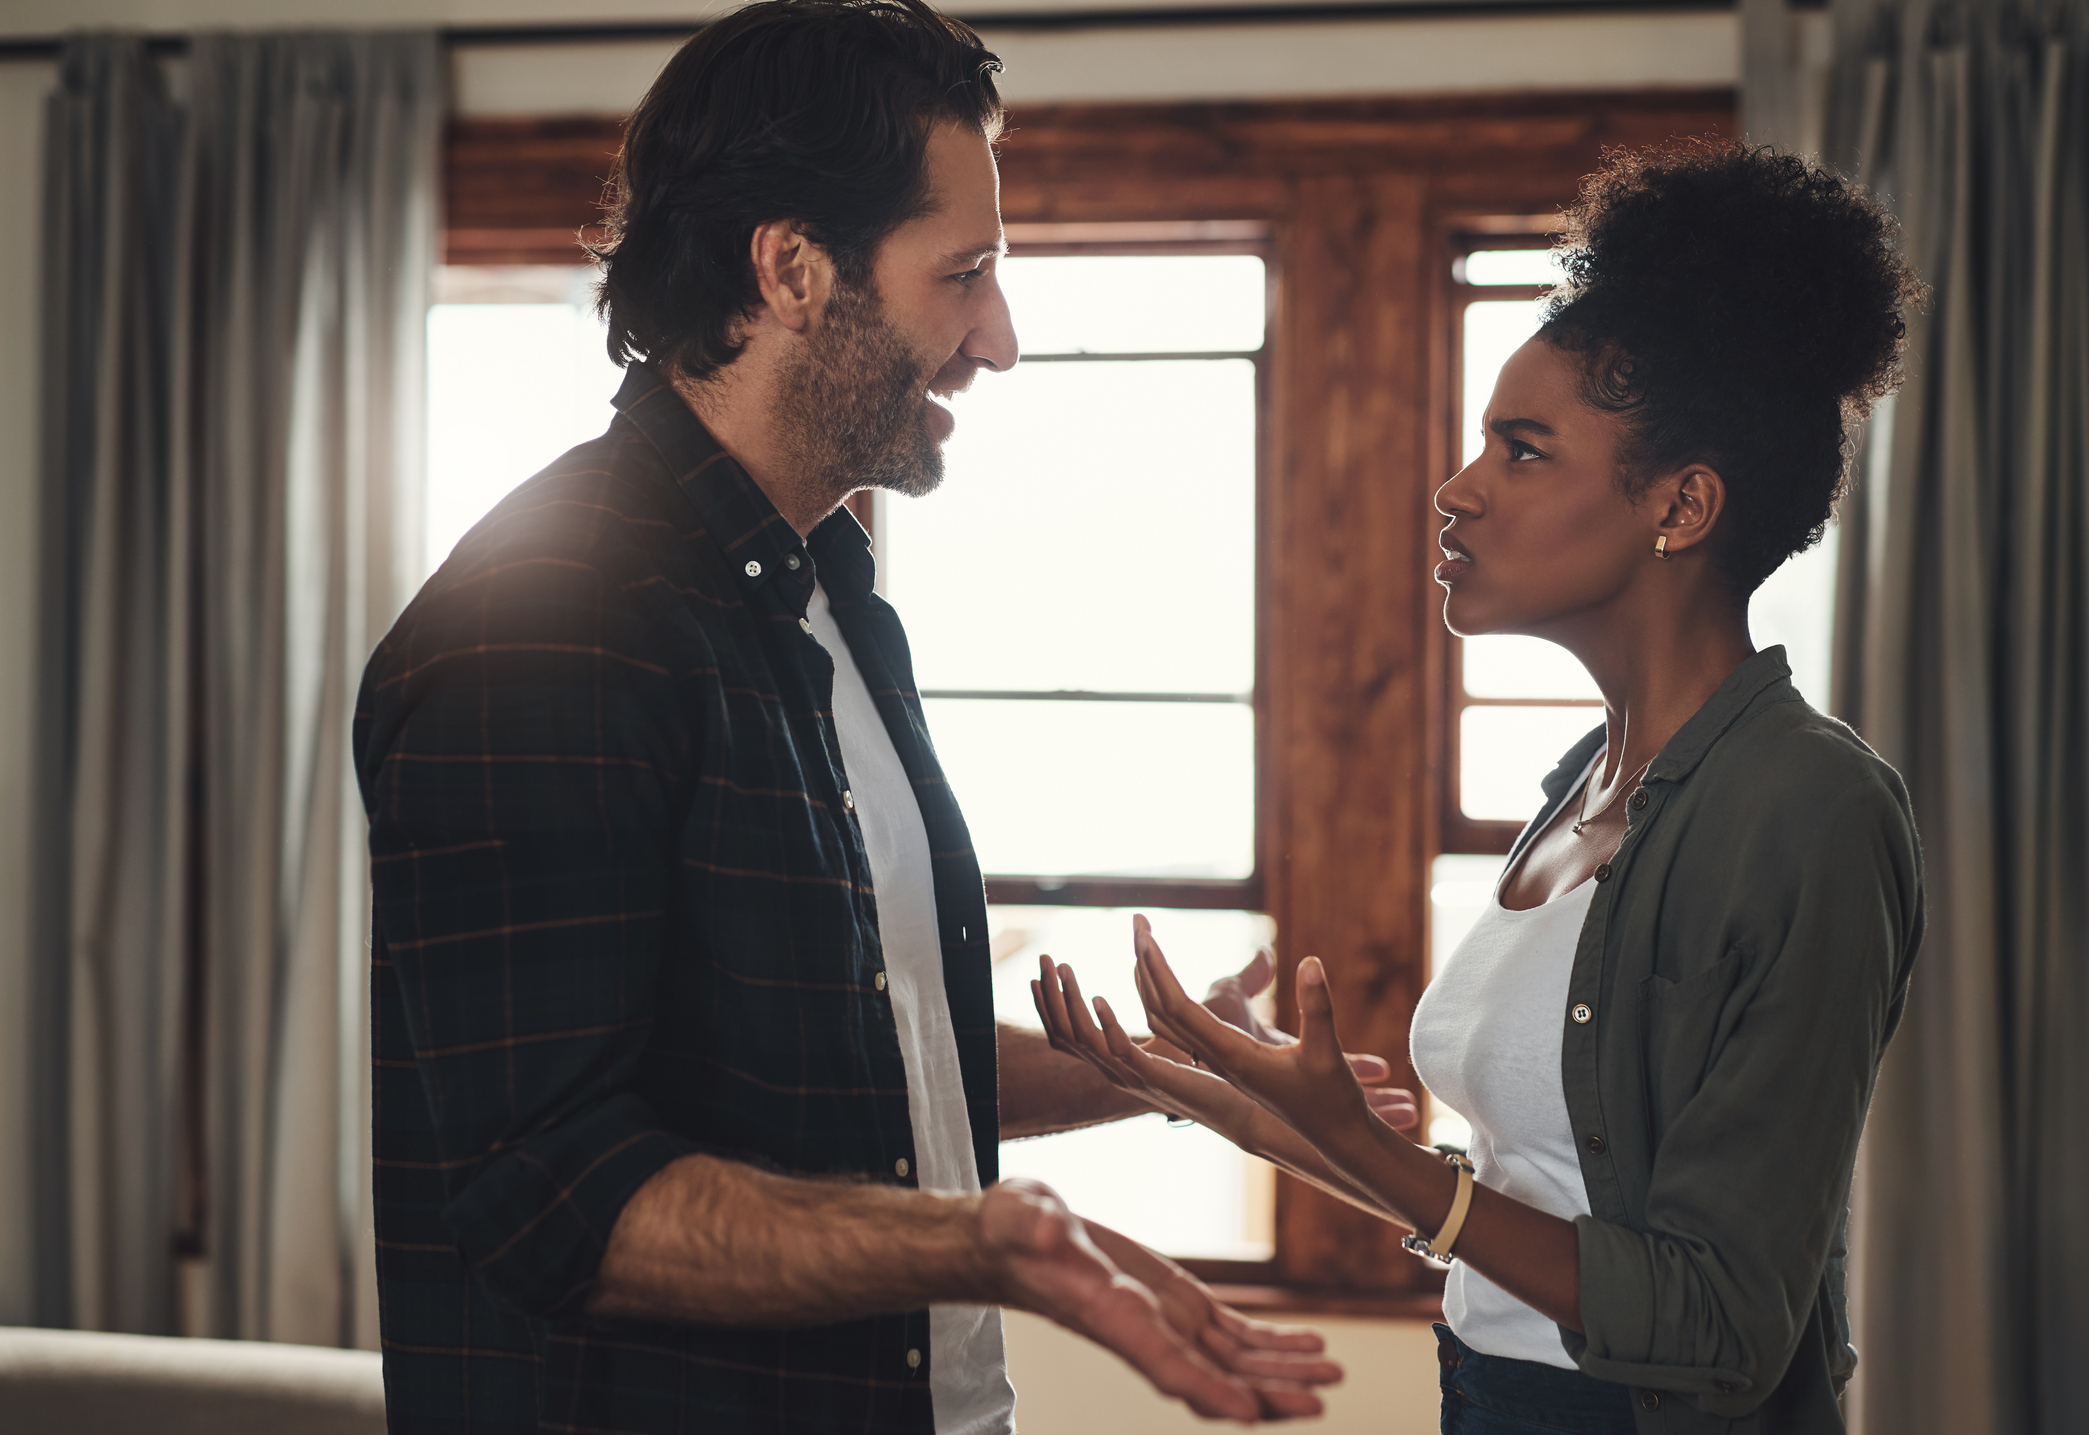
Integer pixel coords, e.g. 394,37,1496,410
587,1153,995,1325
999,1022,1152,1138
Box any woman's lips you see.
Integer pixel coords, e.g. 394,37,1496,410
1435,547,1472,584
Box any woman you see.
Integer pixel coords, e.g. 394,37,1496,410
1036,142,1926,1435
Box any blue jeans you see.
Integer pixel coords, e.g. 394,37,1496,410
1436,1324,1637,1435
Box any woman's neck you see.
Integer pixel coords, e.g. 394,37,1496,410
1564,600,1756,793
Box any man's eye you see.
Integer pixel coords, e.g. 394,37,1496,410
952,266,985,285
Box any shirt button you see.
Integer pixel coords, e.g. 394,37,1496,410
842,790,855,812
799,617,813,635
1571,1003,1593,1024
895,1157,910,1178
906,1348,922,1370
1587,1134,1607,1155
873,971,887,992
743,559,762,578
1629,788,1649,810
785,553,802,571
1594,863,1612,881
1639,1391,1661,1411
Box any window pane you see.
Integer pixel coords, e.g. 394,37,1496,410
1459,704,1602,822
999,253,1265,355
925,699,1253,878
1459,248,1565,287
425,290,622,576
1461,297,1548,466
991,905,1276,1260
885,357,1256,694
1462,635,1600,700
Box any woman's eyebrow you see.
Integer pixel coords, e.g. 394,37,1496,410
1489,416,1559,439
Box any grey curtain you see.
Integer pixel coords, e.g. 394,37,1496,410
34,31,438,1347
1822,4,2089,1434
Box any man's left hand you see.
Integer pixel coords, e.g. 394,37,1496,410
1081,1222,1342,1419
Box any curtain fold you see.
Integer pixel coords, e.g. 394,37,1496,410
34,30,438,1347
1822,4,2089,1434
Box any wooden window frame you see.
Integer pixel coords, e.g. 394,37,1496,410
1435,230,1608,857
443,86,1734,1315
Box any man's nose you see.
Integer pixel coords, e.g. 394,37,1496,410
962,273,1019,374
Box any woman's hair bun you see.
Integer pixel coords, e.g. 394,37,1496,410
1541,141,1926,593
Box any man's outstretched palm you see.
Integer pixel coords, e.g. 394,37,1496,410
981,1180,1335,1421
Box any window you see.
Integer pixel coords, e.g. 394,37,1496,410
1442,240,1605,849
878,244,1273,1260
424,266,624,577
1439,233,1842,854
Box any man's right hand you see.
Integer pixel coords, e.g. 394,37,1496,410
979,1179,1336,1421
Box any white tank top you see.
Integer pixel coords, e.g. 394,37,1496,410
1409,863,1596,1370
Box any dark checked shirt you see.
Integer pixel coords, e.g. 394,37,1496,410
355,361,999,1435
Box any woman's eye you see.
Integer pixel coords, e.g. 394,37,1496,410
1507,439,1545,461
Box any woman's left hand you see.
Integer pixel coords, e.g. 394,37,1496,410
1130,915,1384,1162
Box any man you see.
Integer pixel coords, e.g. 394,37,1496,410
355,3,1395,1433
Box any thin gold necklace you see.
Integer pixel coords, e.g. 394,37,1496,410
1571,756,1653,837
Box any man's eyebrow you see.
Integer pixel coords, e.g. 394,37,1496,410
1488,416,1558,438
938,237,1008,268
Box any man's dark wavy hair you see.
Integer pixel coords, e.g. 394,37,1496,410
591,0,1005,378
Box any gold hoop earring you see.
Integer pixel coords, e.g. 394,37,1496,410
1653,535,1671,560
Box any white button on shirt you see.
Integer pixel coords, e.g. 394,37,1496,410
803,584,1015,1435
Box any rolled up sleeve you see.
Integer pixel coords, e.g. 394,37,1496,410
1566,777,1921,1415
360,552,698,1319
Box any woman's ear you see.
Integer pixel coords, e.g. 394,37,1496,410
1651,464,1727,556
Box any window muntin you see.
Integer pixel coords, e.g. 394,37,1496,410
881,251,1265,884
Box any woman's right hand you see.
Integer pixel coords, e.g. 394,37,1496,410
1032,955,1261,1138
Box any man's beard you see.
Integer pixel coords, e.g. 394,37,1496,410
775,275,946,501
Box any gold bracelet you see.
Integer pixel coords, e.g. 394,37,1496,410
1401,1151,1476,1268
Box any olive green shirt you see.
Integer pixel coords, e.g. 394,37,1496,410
1524,648,1923,1433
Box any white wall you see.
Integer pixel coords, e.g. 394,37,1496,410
449,10,1735,114
1007,1309,1443,1435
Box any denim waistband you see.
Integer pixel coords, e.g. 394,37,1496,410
1435,1323,1637,1435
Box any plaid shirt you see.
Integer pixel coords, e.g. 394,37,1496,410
356,362,999,1435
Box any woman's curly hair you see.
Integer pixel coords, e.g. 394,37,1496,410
1540,141,1926,594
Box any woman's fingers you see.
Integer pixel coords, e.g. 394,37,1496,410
1293,957,1354,1078
1058,965,1139,1081
1133,917,1272,1075
1032,958,1082,1056
1364,1087,1422,1129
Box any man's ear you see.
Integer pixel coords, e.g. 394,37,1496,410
747,220,834,336
1650,464,1727,556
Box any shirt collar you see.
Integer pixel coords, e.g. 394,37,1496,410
612,361,875,612
1646,645,1793,784
1536,646,1795,805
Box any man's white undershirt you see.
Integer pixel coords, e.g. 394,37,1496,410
805,584,1016,1435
